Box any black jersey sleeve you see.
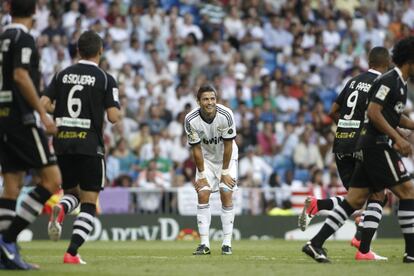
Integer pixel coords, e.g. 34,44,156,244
335,79,351,106
369,79,392,107
104,74,120,109
13,33,35,71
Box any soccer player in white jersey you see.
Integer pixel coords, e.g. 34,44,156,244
184,85,238,255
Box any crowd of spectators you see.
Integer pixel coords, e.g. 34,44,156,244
1,0,414,214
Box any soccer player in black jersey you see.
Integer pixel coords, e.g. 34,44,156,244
299,47,390,260
303,36,414,264
0,0,62,270
41,30,121,264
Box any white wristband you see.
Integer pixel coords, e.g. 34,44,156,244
198,171,206,179
221,169,230,175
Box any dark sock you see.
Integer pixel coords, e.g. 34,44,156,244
3,186,51,243
317,196,344,211
67,203,96,256
311,199,355,248
398,199,414,257
359,200,383,254
0,198,17,233
354,213,365,241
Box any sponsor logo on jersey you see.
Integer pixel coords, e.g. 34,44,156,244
338,119,360,129
202,136,223,145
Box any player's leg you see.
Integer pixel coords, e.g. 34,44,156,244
389,180,414,263
299,154,351,231
302,159,370,263
0,173,24,233
219,159,237,255
355,191,387,260
48,155,80,241
0,127,61,270
193,165,213,255
220,189,234,255
63,155,104,264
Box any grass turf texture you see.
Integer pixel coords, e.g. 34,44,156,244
2,239,413,275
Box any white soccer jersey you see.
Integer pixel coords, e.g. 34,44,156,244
184,104,238,163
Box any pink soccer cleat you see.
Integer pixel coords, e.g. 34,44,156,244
355,250,388,261
63,253,87,264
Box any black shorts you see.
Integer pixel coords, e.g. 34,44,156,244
335,153,357,190
350,144,411,192
0,125,57,173
57,155,105,192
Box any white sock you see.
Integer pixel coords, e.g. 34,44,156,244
221,206,234,247
197,204,211,247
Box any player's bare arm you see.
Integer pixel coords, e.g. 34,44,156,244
328,102,341,123
368,102,411,156
107,106,122,124
14,68,57,134
40,95,55,113
191,143,208,192
221,139,236,188
398,114,414,130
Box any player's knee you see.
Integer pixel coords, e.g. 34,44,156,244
40,165,62,193
198,188,211,203
397,182,414,199
369,191,385,202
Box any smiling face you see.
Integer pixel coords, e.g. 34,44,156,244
198,91,217,118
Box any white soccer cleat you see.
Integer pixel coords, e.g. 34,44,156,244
298,196,318,231
48,204,63,241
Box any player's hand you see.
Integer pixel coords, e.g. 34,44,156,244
40,113,57,135
394,136,412,157
194,178,209,193
220,174,236,189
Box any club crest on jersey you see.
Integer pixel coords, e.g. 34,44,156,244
394,101,404,114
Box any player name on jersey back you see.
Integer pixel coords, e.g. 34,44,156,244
62,74,96,86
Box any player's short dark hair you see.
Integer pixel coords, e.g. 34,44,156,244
392,36,414,67
368,46,390,68
196,85,217,100
11,0,36,18
77,30,103,59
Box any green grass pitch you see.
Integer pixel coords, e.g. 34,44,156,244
3,239,413,275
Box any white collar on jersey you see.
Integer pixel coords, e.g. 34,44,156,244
394,66,407,85
78,60,98,67
367,68,382,76
3,23,29,33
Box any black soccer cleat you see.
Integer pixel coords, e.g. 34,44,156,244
302,241,330,263
221,245,232,255
403,254,414,263
193,244,211,255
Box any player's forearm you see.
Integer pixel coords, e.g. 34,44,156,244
399,114,414,130
368,103,402,142
222,139,232,170
192,145,205,173
14,68,46,116
40,96,55,113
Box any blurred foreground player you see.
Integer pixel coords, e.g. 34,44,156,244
0,0,61,270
